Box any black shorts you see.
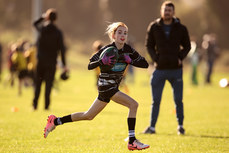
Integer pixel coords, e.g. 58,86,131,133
98,86,119,103
18,69,28,79
97,75,122,102
97,73,123,102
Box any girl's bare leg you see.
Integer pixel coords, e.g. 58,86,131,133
111,91,138,118
71,98,108,121
111,91,139,145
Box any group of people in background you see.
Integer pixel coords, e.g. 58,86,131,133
188,33,220,86
1,8,68,111
4,40,36,95
0,1,223,151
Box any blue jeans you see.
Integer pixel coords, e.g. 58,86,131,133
150,68,184,127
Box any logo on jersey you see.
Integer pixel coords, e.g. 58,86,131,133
111,63,127,72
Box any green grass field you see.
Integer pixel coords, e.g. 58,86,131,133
0,68,229,153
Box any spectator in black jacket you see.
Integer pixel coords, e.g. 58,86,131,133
32,8,68,110
144,1,191,135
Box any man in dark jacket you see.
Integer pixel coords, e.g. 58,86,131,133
144,1,191,135
33,8,68,110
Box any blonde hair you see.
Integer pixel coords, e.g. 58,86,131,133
106,22,128,41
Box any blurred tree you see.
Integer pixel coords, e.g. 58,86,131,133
207,0,229,48
0,0,31,30
0,0,228,50
109,0,161,44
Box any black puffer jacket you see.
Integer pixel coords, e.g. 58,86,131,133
146,18,191,69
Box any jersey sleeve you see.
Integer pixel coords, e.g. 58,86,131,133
88,44,114,70
129,46,149,68
89,51,100,62
88,50,102,70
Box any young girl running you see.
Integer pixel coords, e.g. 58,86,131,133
44,22,150,150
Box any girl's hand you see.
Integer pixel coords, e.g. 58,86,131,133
124,55,132,64
102,55,116,65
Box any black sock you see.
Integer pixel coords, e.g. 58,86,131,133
129,137,136,144
128,118,136,144
54,115,72,126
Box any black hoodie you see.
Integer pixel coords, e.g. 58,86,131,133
34,17,66,67
146,17,191,69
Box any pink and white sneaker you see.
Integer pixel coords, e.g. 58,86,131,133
44,115,57,138
128,139,150,150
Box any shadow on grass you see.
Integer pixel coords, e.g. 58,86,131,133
186,134,229,139
140,132,229,139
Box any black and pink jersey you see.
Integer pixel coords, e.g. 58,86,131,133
89,42,148,74
88,42,148,102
